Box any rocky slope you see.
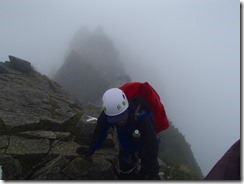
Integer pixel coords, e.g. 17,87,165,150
0,56,119,180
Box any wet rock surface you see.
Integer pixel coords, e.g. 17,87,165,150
0,56,118,180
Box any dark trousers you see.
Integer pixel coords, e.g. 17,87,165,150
117,150,140,180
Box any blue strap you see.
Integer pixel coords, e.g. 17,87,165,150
138,111,157,132
138,111,154,123
138,111,148,121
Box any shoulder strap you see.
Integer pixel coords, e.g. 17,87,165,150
133,104,156,133
134,104,150,122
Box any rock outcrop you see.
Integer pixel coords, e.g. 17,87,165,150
0,56,118,180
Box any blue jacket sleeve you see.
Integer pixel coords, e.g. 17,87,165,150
89,112,111,153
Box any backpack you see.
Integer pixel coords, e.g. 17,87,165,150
119,82,169,133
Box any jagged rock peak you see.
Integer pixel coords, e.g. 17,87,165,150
70,25,106,51
54,25,129,105
93,25,105,36
70,26,91,49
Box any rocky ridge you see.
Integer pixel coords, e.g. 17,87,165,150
0,56,119,180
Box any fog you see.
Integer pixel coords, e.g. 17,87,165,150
0,0,240,176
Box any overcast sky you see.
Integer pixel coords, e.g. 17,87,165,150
0,0,240,176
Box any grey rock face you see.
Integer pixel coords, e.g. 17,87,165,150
0,56,118,180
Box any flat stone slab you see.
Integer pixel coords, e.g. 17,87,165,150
6,136,50,155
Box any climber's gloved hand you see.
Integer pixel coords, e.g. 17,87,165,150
76,145,93,157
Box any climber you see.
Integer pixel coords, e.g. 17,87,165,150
76,87,164,180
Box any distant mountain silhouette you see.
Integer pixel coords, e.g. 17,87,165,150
53,26,131,105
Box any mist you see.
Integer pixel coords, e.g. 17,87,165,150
0,0,240,176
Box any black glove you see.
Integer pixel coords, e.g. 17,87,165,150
76,146,93,156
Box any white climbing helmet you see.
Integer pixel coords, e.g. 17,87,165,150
102,88,129,123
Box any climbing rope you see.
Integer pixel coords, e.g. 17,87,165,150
115,158,141,175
